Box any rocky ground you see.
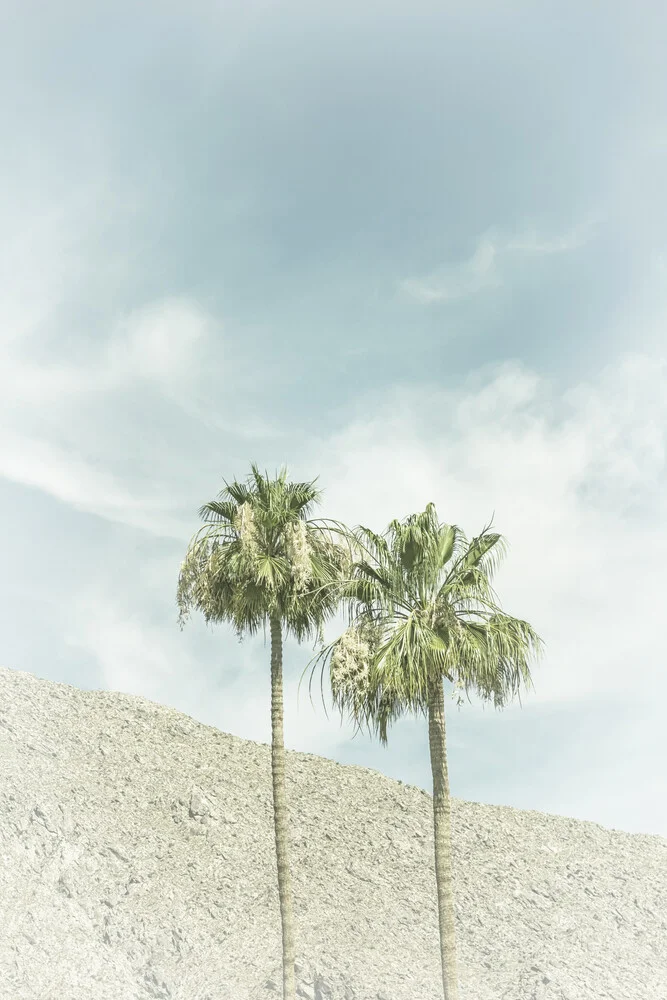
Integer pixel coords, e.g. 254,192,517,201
0,664,665,1000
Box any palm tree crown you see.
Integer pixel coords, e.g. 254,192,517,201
177,462,350,640
306,501,543,741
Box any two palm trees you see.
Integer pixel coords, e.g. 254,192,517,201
177,464,543,1000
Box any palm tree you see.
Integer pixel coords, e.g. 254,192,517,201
176,463,350,1000
301,503,543,1000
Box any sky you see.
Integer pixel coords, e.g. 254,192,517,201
1,0,666,837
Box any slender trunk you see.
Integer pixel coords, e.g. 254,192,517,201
427,674,460,1000
269,615,297,1000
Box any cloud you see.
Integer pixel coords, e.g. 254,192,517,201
0,296,214,403
0,426,193,539
0,296,224,537
103,298,215,393
401,236,500,303
62,590,214,708
505,221,593,254
0,429,139,511
400,222,593,303
306,352,667,714
61,574,362,758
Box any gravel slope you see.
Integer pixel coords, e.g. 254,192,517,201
0,664,665,1000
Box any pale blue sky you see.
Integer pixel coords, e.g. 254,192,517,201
1,0,666,836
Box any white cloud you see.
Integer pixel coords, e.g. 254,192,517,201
505,221,592,254
61,585,361,758
103,298,215,392
0,296,214,407
0,429,138,510
0,426,191,539
401,235,501,303
0,295,224,536
401,221,593,303
62,592,211,707
308,352,667,713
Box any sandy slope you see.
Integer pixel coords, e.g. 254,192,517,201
0,665,665,999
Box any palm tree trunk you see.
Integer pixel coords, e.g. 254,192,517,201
269,614,297,1000
427,674,460,1000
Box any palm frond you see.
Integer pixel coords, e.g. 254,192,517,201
219,481,253,507
198,499,239,523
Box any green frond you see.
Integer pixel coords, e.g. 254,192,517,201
350,525,391,564
436,523,457,569
448,527,501,580
249,461,277,497
218,481,253,508
284,480,323,517
198,499,239,523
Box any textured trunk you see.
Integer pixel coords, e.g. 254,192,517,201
269,615,296,1000
427,675,460,1000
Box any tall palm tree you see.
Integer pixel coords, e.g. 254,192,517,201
176,463,350,1000
302,503,543,1000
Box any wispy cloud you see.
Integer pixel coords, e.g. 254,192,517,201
400,222,593,304
401,237,501,303
0,426,192,539
0,296,222,536
0,297,214,405
505,222,592,254
103,298,215,393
